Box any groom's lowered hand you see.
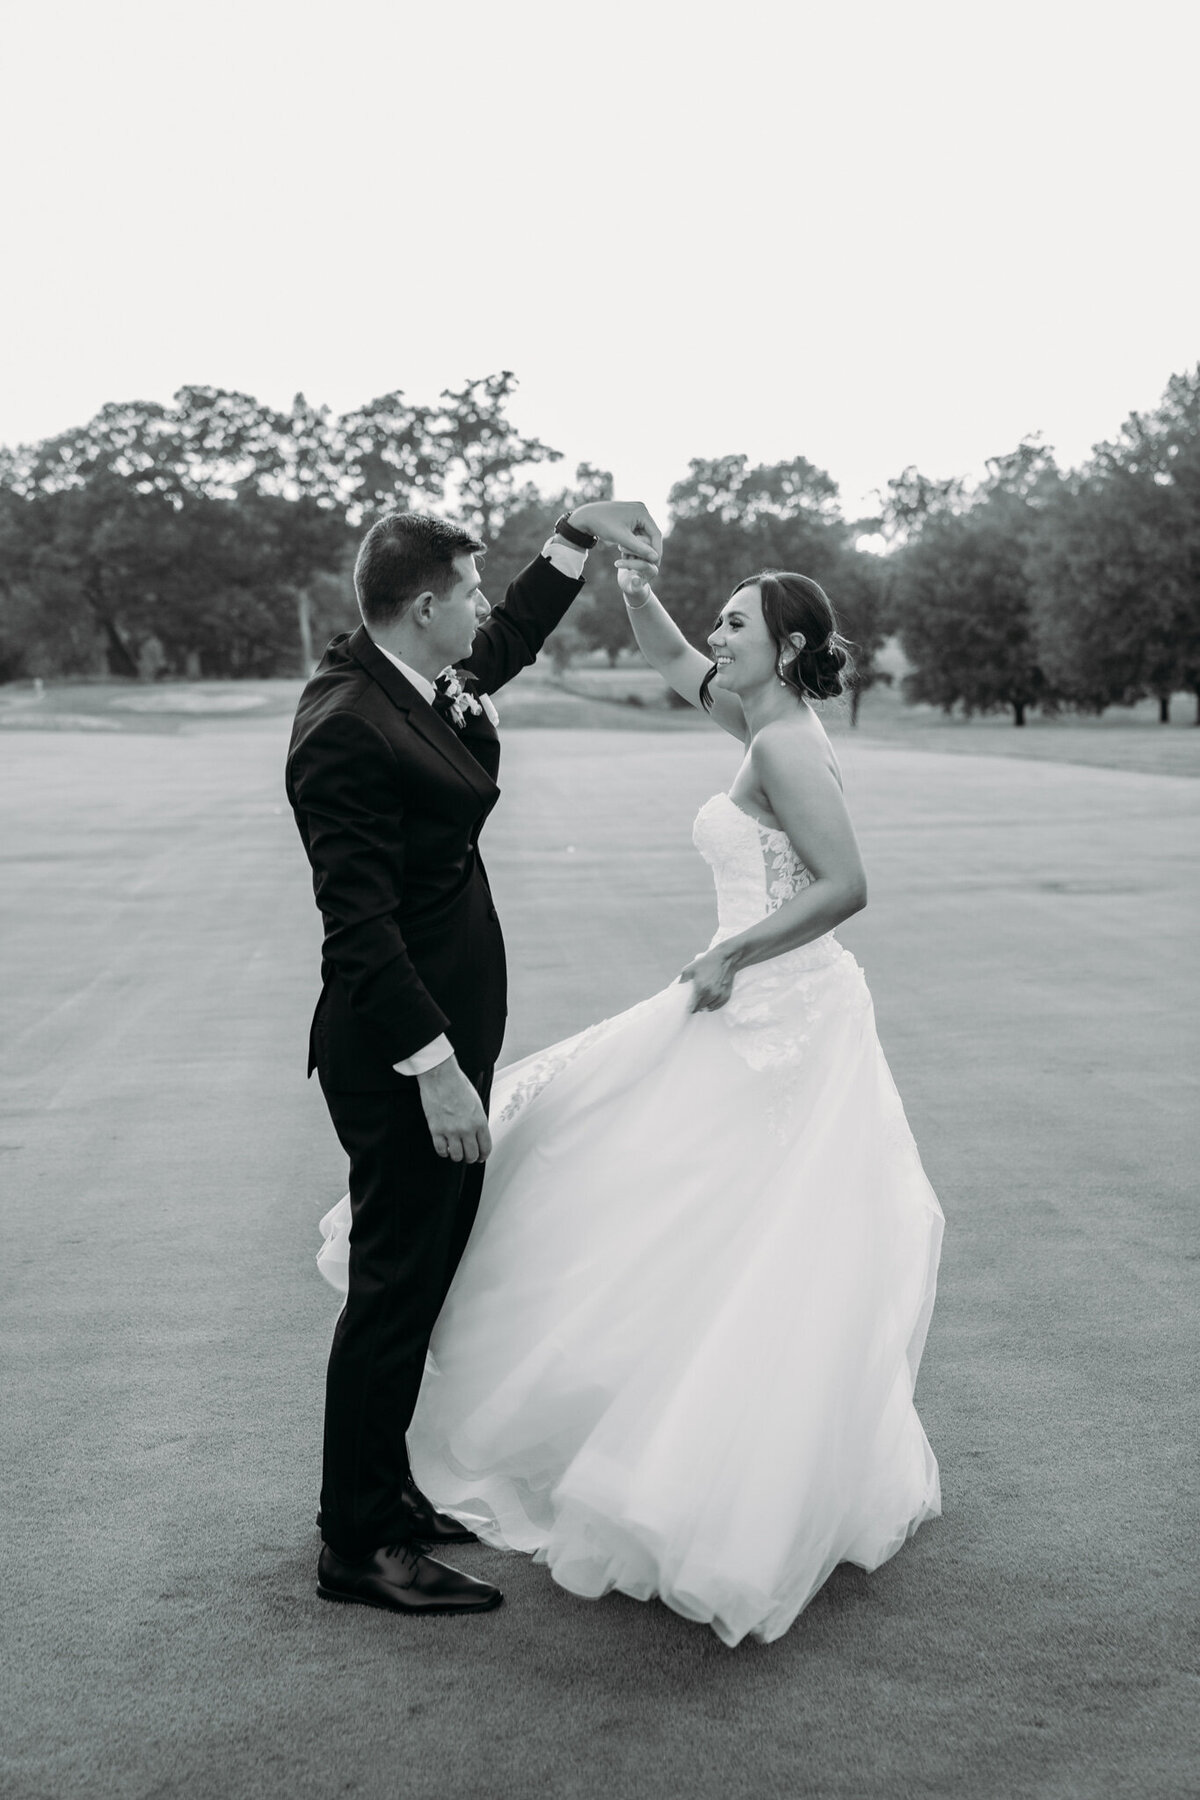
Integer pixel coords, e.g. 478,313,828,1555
416,1057,492,1163
567,500,663,561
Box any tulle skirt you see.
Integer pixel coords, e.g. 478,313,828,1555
318,941,943,1647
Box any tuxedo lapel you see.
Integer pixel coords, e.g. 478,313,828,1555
347,626,497,804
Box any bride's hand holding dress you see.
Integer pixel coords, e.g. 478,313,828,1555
678,721,866,1012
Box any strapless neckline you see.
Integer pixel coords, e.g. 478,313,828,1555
720,792,791,844
693,793,815,933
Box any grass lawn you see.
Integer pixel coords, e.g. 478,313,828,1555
555,667,1200,778
1,710,1196,1800
5,665,1200,777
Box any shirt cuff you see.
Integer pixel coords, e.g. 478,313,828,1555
542,536,589,580
395,1033,454,1077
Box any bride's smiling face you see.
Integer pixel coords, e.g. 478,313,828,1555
707,586,777,696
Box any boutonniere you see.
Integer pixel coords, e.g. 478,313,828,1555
437,668,499,730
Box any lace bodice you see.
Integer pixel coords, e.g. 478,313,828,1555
490,792,858,1134
693,792,814,936
689,793,859,1113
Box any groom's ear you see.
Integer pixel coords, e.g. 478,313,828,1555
410,590,438,625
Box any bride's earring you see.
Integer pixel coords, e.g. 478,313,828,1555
778,637,804,686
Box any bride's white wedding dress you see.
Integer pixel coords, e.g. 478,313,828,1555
318,792,944,1646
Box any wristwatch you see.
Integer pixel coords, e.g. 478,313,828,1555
553,512,599,550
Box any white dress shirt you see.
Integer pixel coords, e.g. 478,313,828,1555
375,643,436,704
372,538,588,1077
540,536,588,581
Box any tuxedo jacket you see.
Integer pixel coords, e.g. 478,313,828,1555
286,554,583,1090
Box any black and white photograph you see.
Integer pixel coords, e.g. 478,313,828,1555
1,2,1196,1796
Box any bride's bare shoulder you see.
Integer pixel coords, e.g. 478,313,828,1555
751,710,844,790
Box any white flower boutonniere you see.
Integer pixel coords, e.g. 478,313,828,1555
437,668,499,730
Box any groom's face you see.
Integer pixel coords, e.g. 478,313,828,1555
429,554,490,665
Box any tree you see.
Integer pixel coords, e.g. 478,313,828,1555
168,386,294,499
893,514,1052,726
657,453,890,717
876,465,967,546
0,391,357,677
551,464,631,666
831,543,892,725
1080,368,1200,720
475,465,621,672
337,390,446,522
887,441,1063,726
661,455,848,641
1028,466,1183,719
23,476,193,676
1019,371,1200,722
435,372,562,539
0,484,104,679
1155,372,1200,718
168,388,361,670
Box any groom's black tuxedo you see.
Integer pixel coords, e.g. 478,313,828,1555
287,553,582,1558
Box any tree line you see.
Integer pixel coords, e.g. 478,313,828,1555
1,367,1197,724
0,374,563,683
879,370,1200,725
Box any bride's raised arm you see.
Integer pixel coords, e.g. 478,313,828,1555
615,559,747,741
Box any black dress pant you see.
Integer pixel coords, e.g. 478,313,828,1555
317,1068,492,1558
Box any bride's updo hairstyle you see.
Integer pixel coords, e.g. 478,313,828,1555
700,570,855,710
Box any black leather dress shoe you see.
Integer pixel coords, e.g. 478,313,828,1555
398,1477,479,1546
317,1542,502,1615
316,1481,478,1547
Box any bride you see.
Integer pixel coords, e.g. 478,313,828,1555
318,557,944,1648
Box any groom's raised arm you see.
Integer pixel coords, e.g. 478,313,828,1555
462,500,662,694
460,548,584,694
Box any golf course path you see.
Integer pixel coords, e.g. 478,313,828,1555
2,723,1196,1800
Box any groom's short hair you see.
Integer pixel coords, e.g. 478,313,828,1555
354,512,486,631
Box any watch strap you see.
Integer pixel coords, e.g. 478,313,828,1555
553,512,599,550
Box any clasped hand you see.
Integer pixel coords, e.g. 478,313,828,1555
679,945,738,1013
568,500,663,563
615,552,658,598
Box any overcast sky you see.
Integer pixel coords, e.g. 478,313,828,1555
1,0,1197,527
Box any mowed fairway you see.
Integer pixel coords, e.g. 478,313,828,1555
1,719,1197,1800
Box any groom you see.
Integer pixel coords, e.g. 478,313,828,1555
287,499,661,1615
